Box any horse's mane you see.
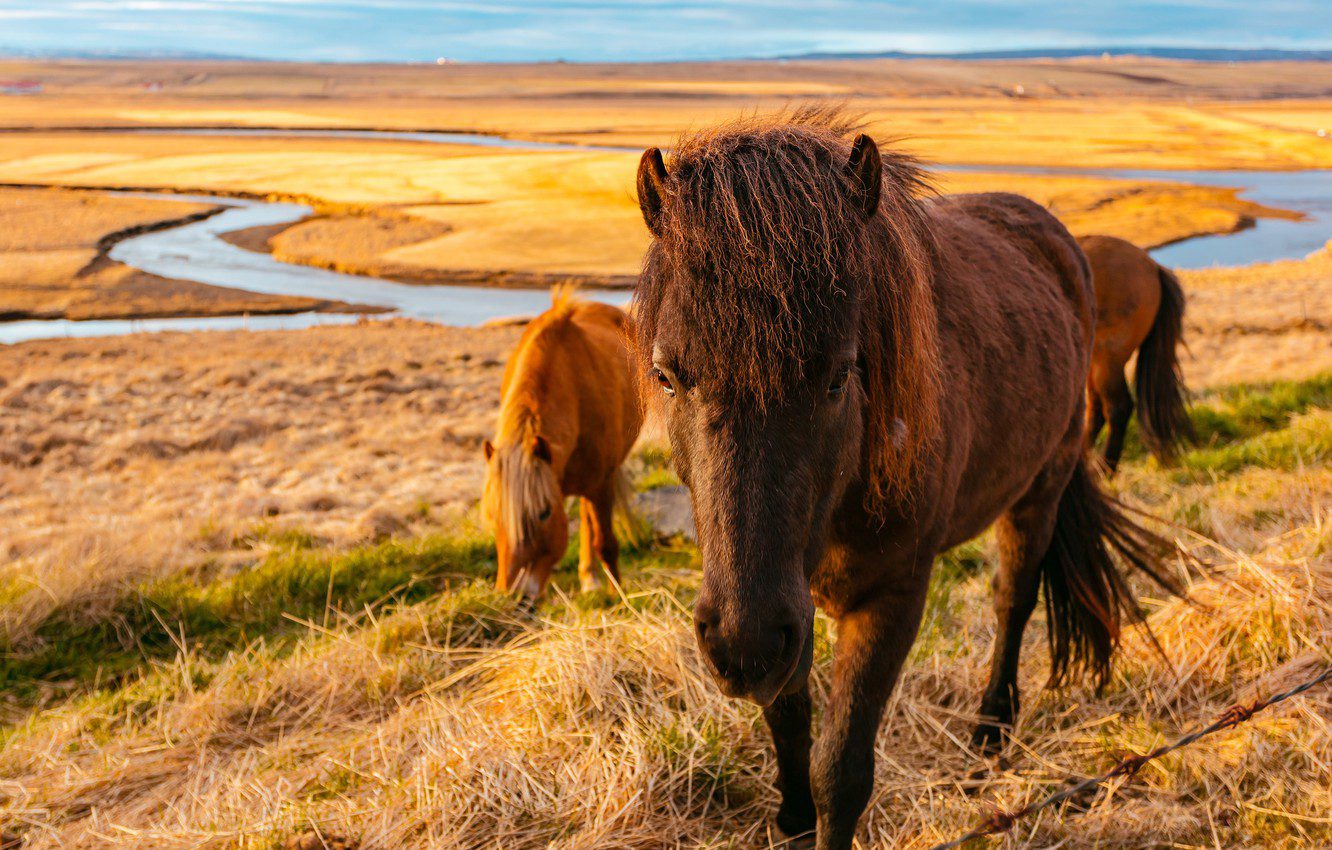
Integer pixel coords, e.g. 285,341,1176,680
485,288,579,550
485,410,561,552
634,104,943,511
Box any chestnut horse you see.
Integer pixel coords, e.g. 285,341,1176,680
633,109,1178,849
482,287,643,599
1080,234,1193,472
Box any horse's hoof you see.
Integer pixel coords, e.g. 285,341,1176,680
970,720,1009,756
579,577,606,593
775,805,816,848
774,829,816,850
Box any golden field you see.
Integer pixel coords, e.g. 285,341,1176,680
0,131,1302,300
2,57,1331,169
0,57,1329,849
0,57,1327,312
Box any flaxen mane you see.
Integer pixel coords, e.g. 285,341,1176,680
634,105,943,508
484,411,561,552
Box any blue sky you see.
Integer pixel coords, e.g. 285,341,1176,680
1,1,1329,62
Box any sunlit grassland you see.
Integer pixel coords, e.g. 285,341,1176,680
0,374,1327,848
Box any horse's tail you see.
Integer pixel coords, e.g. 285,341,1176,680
611,467,651,550
1134,264,1193,463
1042,458,1183,689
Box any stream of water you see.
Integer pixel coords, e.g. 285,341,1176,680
2,128,1326,345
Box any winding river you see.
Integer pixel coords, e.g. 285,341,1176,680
1,128,1328,345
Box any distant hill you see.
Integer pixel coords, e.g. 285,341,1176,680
783,47,1332,62
0,47,254,61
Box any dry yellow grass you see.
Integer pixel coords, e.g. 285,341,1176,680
1181,244,1332,387
242,167,1287,289
0,246,1327,847
0,135,1280,292
4,58,1331,169
0,319,519,643
2,516,1328,849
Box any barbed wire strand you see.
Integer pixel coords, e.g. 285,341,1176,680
928,664,1332,850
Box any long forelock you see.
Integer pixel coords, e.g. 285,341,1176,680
643,114,875,399
487,437,561,552
635,105,943,509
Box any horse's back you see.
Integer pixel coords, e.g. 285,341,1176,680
922,192,1093,543
1078,234,1162,356
933,192,1092,326
506,295,642,488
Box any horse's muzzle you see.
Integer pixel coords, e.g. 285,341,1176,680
694,609,814,707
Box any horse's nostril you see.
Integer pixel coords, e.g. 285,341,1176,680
778,623,797,657
695,619,709,641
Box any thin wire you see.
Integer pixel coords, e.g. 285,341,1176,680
929,665,1332,850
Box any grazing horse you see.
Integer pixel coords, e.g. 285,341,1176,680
482,287,643,599
633,108,1178,849
1080,234,1193,472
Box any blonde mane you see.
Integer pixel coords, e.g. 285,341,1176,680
485,414,561,553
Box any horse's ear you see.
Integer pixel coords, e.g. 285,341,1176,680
483,439,495,461
530,435,552,463
637,147,669,237
845,134,882,220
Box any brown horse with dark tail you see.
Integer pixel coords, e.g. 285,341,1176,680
633,108,1180,849
1080,234,1194,472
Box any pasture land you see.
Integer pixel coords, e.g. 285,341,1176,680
0,132,1301,308
0,247,1328,847
0,56,1329,848
2,57,1332,169
1,57,1327,317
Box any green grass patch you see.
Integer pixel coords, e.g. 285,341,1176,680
0,532,498,703
1191,373,1332,446
1176,410,1330,480
1107,373,1332,468
630,443,682,491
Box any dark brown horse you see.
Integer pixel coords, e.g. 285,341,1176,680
1079,234,1193,472
633,108,1178,849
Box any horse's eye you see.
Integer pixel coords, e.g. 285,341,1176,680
829,364,852,398
652,367,676,398
537,504,552,522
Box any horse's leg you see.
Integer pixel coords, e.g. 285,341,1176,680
1084,384,1106,451
1101,372,1134,473
588,485,621,589
971,458,1070,753
576,497,603,592
765,685,816,842
811,571,931,850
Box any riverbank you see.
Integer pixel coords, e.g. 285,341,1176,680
0,127,1303,320
0,187,369,321
212,165,1295,291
